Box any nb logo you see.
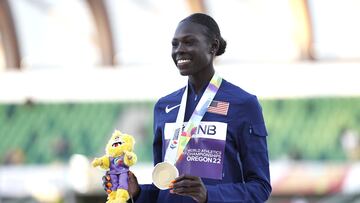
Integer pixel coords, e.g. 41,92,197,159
196,125,216,135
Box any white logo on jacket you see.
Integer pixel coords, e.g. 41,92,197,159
165,104,180,113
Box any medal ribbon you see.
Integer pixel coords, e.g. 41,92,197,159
164,73,222,165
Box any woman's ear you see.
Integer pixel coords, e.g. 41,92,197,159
210,39,220,55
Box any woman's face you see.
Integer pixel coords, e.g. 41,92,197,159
171,21,213,76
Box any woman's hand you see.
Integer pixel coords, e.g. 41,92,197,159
102,171,141,198
127,171,141,198
170,175,207,203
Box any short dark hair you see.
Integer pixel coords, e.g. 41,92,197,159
180,13,227,56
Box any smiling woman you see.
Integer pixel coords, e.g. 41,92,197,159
102,13,272,203
171,14,226,92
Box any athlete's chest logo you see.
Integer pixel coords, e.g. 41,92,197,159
165,104,180,113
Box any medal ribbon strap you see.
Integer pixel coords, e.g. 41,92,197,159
164,73,222,164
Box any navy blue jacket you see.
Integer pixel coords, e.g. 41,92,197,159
136,79,271,203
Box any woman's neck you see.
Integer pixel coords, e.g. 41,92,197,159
188,68,215,94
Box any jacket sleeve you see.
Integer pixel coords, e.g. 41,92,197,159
135,184,159,203
206,96,272,203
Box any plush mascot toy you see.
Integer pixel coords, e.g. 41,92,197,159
92,130,137,203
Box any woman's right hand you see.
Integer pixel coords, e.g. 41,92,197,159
102,171,141,198
127,171,141,198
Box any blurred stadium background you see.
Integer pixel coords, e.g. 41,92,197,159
0,0,360,202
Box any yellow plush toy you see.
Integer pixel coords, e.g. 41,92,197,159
92,130,137,203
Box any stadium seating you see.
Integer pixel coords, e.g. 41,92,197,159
0,102,124,164
1,97,360,164
261,97,360,160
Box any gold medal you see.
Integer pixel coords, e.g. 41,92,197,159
152,162,179,190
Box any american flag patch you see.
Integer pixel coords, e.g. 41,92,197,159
207,100,229,116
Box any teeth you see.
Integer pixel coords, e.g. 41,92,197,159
177,59,191,64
